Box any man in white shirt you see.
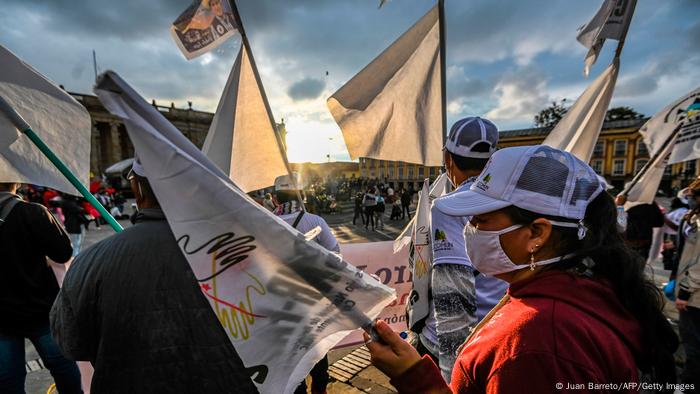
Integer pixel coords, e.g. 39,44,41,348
272,173,339,394
407,117,508,382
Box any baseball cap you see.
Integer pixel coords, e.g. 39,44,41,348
444,117,498,159
127,154,145,179
435,145,604,221
274,173,303,191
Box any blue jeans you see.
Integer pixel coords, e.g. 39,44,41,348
0,325,82,394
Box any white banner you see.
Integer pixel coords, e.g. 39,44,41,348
335,241,411,348
94,71,395,394
327,5,442,166
0,44,90,195
171,0,238,60
202,45,288,192
639,86,700,164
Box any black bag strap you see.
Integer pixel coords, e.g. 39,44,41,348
292,211,305,229
0,195,21,229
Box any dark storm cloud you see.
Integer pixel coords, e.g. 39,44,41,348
287,77,325,101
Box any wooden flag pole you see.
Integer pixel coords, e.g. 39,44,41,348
0,95,123,232
438,0,447,146
228,0,306,211
621,123,682,197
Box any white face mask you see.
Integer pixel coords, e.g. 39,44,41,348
463,222,572,276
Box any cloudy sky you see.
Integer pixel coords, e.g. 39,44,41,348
1,0,698,162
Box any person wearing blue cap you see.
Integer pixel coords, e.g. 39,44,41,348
406,117,507,382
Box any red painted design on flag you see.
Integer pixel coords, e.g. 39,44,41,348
200,284,266,318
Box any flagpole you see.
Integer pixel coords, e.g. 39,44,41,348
227,0,306,211
620,123,682,197
438,0,447,146
0,95,123,232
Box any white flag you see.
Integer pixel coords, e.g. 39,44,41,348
639,86,700,165
171,0,239,60
202,45,288,192
0,44,90,195
394,172,449,252
624,133,678,206
577,0,636,76
327,5,442,166
543,59,619,163
94,71,394,394
405,179,432,330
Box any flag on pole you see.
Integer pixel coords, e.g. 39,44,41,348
639,86,700,164
405,179,432,331
327,5,442,166
0,44,90,194
623,133,679,206
394,172,449,252
202,45,288,192
171,0,239,60
94,71,395,394
577,0,636,76
543,58,619,162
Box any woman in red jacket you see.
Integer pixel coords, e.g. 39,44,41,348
366,146,677,393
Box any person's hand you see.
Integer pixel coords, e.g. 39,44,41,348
364,320,421,379
676,299,689,312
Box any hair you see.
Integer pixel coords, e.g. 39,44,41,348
0,183,19,192
275,190,305,204
670,197,688,210
447,143,491,171
133,175,160,207
503,191,678,385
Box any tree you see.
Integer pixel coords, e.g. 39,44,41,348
605,106,644,122
534,99,568,128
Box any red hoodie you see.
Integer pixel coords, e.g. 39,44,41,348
391,270,645,394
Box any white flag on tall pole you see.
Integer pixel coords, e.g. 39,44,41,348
327,5,442,166
94,71,394,394
639,86,700,164
543,59,619,162
577,0,636,76
0,44,90,194
202,45,288,192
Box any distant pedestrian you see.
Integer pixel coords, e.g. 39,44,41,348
375,194,386,230
0,182,82,394
62,195,88,257
263,192,276,212
401,188,412,219
353,192,365,225
364,187,377,230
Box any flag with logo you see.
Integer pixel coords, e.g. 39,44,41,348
171,0,239,60
639,86,700,164
577,0,636,76
394,172,450,252
543,58,619,162
0,44,90,194
327,5,442,166
405,179,432,331
95,71,395,394
202,44,289,192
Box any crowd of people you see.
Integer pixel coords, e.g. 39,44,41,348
1,118,699,394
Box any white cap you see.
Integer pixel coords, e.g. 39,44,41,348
444,117,498,159
435,145,604,220
274,173,303,191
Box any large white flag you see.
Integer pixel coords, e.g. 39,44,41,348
543,59,619,162
623,133,679,206
639,86,700,164
0,44,90,194
327,5,442,166
202,45,288,192
171,0,239,60
577,0,636,76
94,71,395,394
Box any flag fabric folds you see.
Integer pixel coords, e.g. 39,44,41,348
202,45,289,192
94,71,395,394
171,0,239,60
577,0,636,76
639,86,700,165
543,59,619,163
327,5,442,167
623,133,679,205
405,179,432,330
0,44,90,195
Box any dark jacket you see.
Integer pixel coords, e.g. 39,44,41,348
62,198,86,234
392,270,645,393
50,208,258,393
0,194,72,336
625,203,664,245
